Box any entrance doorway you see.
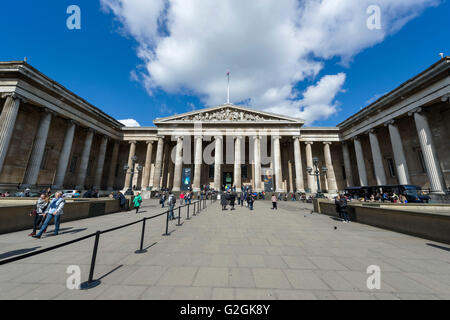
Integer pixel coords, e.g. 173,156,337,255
223,172,233,190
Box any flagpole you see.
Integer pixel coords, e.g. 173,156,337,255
227,71,230,104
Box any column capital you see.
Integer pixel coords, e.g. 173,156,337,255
368,128,377,134
292,136,301,141
128,140,137,145
1,92,27,103
194,135,203,140
408,107,423,117
384,120,395,127
146,140,155,145
233,135,243,140
67,119,79,126
272,135,281,140
40,107,56,116
305,141,314,145
323,141,332,145
441,93,450,103
86,127,95,134
214,135,223,141
156,135,165,140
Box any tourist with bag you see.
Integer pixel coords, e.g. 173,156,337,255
133,192,143,214
28,193,50,236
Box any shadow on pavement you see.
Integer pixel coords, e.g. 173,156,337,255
427,243,450,252
0,246,41,260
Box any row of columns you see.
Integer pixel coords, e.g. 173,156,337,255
348,107,446,195
132,134,339,194
0,94,119,190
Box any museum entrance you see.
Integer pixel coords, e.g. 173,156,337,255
223,172,233,190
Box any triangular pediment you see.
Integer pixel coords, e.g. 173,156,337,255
154,104,304,125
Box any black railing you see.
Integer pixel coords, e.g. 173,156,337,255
0,197,217,290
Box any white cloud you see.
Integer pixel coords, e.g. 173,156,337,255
119,118,141,127
101,0,439,124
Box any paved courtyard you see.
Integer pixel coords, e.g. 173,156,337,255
0,199,449,300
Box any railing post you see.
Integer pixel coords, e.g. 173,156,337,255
163,210,170,236
193,202,196,216
80,231,102,290
135,218,147,254
187,203,190,220
176,206,182,226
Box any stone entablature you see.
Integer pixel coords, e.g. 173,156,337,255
0,62,124,140
153,104,305,125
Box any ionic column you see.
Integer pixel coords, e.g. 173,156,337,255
323,142,338,193
193,136,203,191
353,137,368,186
53,120,76,189
253,135,262,192
234,136,243,191
287,145,294,193
142,141,154,190
76,129,94,190
273,135,285,192
123,141,137,191
385,120,411,185
410,108,446,194
93,135,108,190
172,136,184,192
107,142,120,190
0,94,21,174
305,142,316,193
214,135,223,191
368,129,387,186
23,108,53,188
341,142,354,187
152,136,165,190
293,137,305,192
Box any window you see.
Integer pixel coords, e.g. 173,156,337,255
40,148,49,170
209,165,215,178
87,159,94,176
241,165,248,179
69,155,78,174
387,158,396,178
418,150,426,173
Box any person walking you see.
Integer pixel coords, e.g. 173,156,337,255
29,193,50,236
221,191,228,210
133,192,143,214
230,191,236,210
161,192,167,208
248,193,254,211
271,193,278,210
168,193,176,220
33,192,65,238
180,192,185,204
335,195,343,219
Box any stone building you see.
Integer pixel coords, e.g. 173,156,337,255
0,57,448,197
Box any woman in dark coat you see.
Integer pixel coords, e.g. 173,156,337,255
221,192,228,210
335,195,349,223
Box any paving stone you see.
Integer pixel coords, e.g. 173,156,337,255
193,267,229,287
252,269,292,289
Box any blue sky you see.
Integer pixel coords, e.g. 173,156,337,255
1,0,449,127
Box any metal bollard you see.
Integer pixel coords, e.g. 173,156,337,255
187,204,190,220
163,210,170,236
135,218,147,254
80,231,102,290
176,206,182,226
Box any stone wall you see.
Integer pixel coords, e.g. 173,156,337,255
0,198,128,234
314,199,450,244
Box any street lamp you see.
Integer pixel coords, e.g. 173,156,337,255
306,156,328,197
123,155,143,195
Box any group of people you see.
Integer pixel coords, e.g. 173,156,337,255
220,188,256,211
28,191,66,238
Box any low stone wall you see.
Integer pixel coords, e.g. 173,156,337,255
0,197,132,234
314,200,450,244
